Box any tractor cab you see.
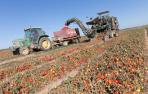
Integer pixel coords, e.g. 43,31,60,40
24,28,46,44
10,27,51,55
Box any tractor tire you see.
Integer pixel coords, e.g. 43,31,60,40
39,37,52,51
19,47,30,55
63,41,69,46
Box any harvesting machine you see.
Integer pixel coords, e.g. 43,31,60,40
65,11,119,40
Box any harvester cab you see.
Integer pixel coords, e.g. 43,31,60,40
86,11,119,40
10,28,52,55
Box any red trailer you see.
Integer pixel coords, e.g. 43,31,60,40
52,26,80,46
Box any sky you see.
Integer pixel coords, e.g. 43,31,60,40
0,0,148,49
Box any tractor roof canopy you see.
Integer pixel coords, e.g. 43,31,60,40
24,28,46,35
24,28,42,32
97,11,110,16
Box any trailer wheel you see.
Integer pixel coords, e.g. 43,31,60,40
75,38,80,44
63,41,69,46
19,47,30,55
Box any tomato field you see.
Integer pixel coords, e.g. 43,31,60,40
0,27,147,94
50,28,145,94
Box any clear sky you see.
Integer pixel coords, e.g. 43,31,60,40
0,0,148,49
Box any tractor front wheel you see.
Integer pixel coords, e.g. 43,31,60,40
19,47,30,55
39,37,52,51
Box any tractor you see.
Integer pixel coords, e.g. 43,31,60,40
10,28,52,55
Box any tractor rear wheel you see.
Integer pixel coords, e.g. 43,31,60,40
19,47,30,55
39,37,52,51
